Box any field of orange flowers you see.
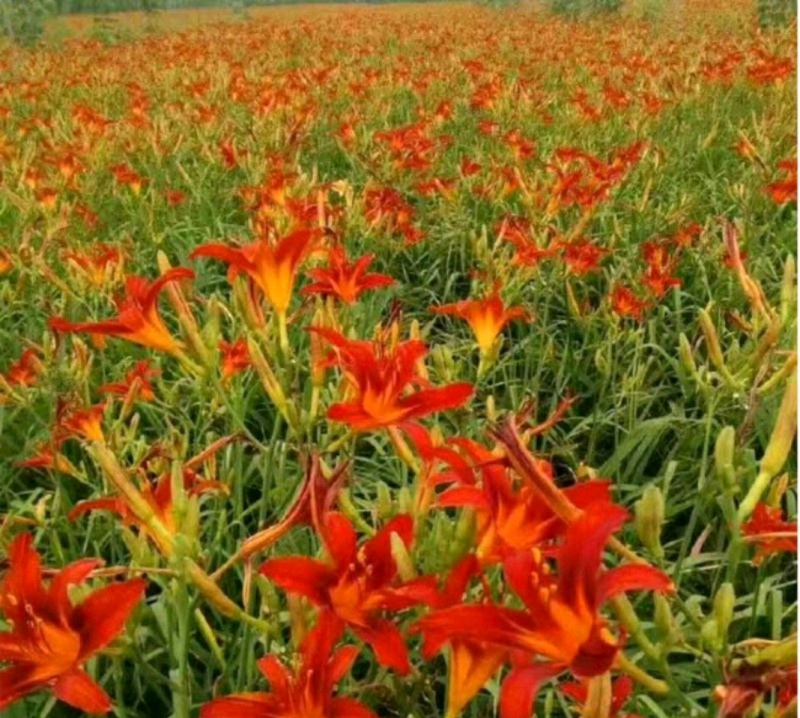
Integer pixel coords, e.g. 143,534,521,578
0,2,796,717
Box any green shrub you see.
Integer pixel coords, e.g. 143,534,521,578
0,0,54,45
758,0,797,26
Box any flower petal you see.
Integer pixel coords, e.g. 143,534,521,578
52,669,113,715
73,579,147,657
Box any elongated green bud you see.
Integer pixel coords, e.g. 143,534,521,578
714,426,737,491
398,486,413,515
679,333,698,376
700,618,722,652
739,370,797,520
781,254,796,325
634,485,665,558
654,594,679,647
699,309,726,371
376,481,393,519
713,583,735,639
760,370,797,480
390,532,417,581
448,508,476,564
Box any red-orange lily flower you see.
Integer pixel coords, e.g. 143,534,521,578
609,285,648,321
55,401,107,444
261,513,435,674
741,503,797,565
17,441,80,478
431,291,529,356
200,611,376,718
69,466,226,535
191,228,322,317
312,327,473,431
562,240,608,276
3,349,43,388
218,339,252,382
0,534,146,714
63,244,125,288
302,246,395,304
436,437,614,565
767,157,797,204
415,506,673,717
99,360,159,402
562,675,642,717
49,268,194,356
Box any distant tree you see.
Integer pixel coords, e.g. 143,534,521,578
757,0,796,26
0,0,54,45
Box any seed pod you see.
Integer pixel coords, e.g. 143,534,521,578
634,485,665,558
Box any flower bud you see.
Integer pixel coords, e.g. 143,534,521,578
739,370,797,520
654,594,680,647
486,395,497,423
781,254,796,325
398,486,413,515
448,508,476,564
679,332,698,376
594,347,610,376
390,532,417,581
376,481,393,519
700,618,722,652
634,485,665,558
566,280,583,319
699,308,726,371
713,582,735,640
760,370,797,481
714,426,737,491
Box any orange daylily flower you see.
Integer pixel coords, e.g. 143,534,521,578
302,246,395,305
63,244,125,288
261,513,436,674
3,349,43,388
741,503,797,565
767,157,797,204
218,339,252,382
55,401,107,444
562,675,642,717
49,268,194,356
200,612,377,718
109,163,146,195
18,441,80,478
0,248,12,274
311,327,473,431
191,228,322,317
609,285,648,321
69,466,225,536
99,360,159,403
415,507,673,718
0,534,146,714
435,437,613,565
431,291,529,355
562,240,608,276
